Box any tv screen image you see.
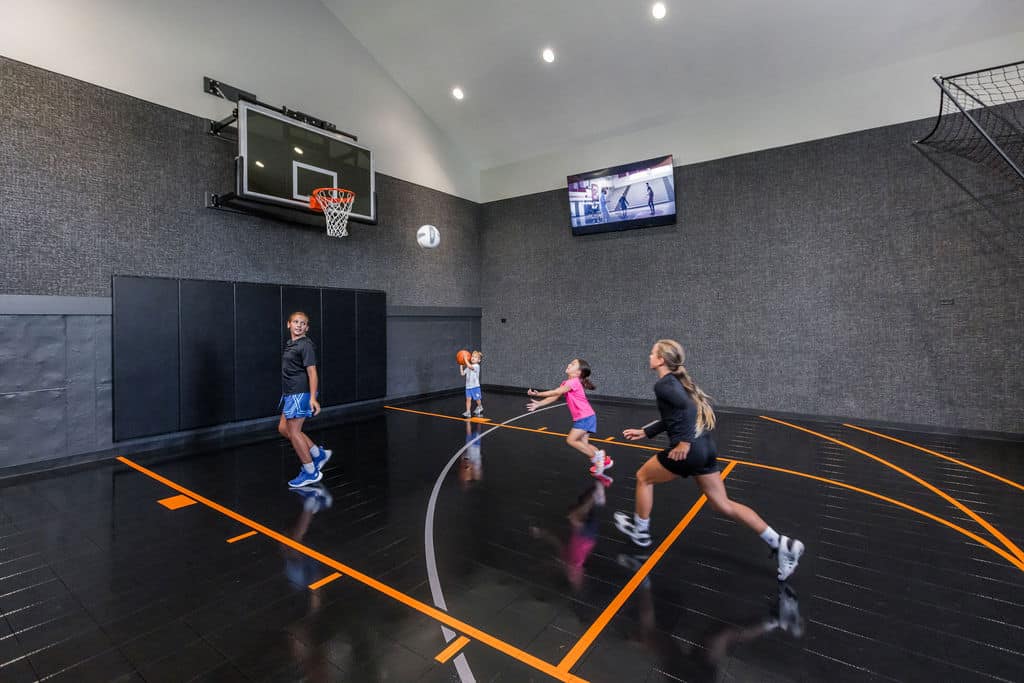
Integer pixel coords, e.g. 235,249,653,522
567,155,676,235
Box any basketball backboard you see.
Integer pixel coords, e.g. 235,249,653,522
236,101,376,222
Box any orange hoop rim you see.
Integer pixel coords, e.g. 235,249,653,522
309,187,355,212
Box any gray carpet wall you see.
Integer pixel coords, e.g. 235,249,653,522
480,120,1023,434
0,57,481,467
0,57,479,304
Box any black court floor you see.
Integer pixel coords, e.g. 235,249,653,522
1,390,1023,682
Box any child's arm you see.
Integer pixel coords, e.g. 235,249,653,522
526,384,569,411
460,365,467,375
527,385,567,398
526,394,558,411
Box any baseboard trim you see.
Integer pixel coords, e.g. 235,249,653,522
0,387,465,481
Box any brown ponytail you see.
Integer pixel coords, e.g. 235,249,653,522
576,358,596,391
654,340,716,435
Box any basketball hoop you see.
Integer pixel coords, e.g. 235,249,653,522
309,188,356,238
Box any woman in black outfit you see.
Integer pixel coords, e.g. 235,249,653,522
614,339,804,580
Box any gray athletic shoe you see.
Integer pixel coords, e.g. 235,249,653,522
776,536,805,581
614,511,652,548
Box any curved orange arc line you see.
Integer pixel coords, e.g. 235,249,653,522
760,416,1024,565
843,423,1024,493
728,458,1024,571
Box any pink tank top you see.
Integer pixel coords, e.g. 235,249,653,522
561,378,595,420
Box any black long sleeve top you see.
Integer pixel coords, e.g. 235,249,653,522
642,374,703,445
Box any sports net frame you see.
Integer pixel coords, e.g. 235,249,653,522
918,60,1024,184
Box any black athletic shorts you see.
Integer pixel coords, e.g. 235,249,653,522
655,436,720,478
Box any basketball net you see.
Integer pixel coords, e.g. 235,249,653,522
310,188,356,238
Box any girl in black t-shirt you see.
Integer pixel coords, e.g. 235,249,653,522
614,339,804,581
278,311,332,488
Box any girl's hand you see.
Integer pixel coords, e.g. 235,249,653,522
622,428,645,441
526,400,541,412
527,388,539,396
667,442,689,461
310,398,321,417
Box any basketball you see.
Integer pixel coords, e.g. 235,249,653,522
456,349,471,365
417,224,440,248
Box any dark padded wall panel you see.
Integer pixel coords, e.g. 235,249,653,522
179,280,235,429
356,292,387,399
112,276,179,440
234,283,282,420
321,289,358,406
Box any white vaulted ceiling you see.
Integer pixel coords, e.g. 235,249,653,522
322,0,1024,173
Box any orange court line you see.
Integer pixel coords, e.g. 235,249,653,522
116,456,588,683
385,405,661,453
388,405,1023,573
557,462,737,672
760,416,1024,565
727,457,1024,572
435,635,471,663
158,494,197,510
226,530,258,544
844,423,1024,493
308,572,343,591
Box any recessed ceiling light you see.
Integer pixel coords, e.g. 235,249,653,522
255,160,265,168
652,2,666,19
542,48,555,63
452,86,465,100
293,146,303,155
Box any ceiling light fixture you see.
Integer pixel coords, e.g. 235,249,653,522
452,86,465,100
542,48,555,63
652,2,666,19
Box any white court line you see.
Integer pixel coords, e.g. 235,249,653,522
423,404,562,683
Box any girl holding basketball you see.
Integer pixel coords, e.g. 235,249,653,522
460,350,484,417
526,359,612,476
614,339,804,580
278,311,332,488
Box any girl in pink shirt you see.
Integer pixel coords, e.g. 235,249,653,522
526,358,614,476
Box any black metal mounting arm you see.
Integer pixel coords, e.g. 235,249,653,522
203,76,259,104
202,75,358,142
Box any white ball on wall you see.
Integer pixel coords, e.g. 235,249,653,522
417,224,440,248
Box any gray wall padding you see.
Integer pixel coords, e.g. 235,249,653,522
0,308,475,468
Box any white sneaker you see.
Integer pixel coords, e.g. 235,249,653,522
462,410,471,417
614,511,652,548
589,451,612,475
776,535,804,581
473,406,483,415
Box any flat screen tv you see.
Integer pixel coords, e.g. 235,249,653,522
567,155,676,235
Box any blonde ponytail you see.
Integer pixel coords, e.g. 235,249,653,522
654,339,716,436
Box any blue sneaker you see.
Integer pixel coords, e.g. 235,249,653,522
313,446,332,471
288,468,323,488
